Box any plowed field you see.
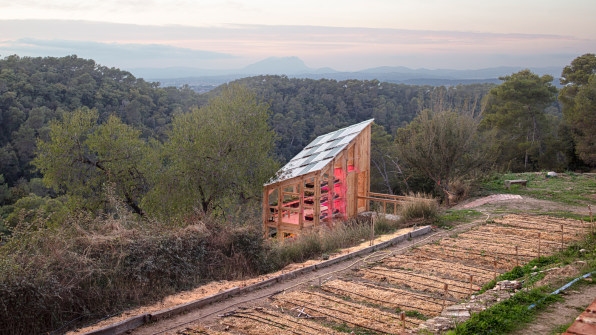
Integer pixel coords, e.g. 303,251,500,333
179,214,591,334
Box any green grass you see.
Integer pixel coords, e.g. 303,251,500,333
550,322,574,335
437,209,484,228
449,288,560,335
480,172,596,206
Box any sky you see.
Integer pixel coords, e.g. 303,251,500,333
0,0,595,73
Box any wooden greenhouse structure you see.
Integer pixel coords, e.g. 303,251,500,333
263,119,374,238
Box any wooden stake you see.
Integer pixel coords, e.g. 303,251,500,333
442,283,448,308
561,224,564,252
400,311,406,332
370,215,375,246
515,246,519,268
538,232,541,259
469,274,474,293
589,205,594,235
494,259,498,281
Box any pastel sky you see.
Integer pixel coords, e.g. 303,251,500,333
0,0,594,71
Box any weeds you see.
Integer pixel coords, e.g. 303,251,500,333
0,188,439,334
452,232,596,334
480,172,596,206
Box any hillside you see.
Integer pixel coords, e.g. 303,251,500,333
67,172,596,335
0,55,495,204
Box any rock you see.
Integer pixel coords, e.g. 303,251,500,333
495,280,522,291
418,316,456,333
441,304,470,318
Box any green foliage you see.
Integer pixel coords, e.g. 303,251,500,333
404,310,428,320
559,53,596,167
33,108,149,215
452,288,557,335
395,109,495,204
328,322,377,335
144,84,279,217
220,76,494,164
0,55,204,191
4,194,67,229
481,70,560,171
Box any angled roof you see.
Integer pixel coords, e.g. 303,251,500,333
265,119,374,185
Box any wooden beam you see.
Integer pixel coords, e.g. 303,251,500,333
277,185,282,240
299,177,304,230
262,187,269,238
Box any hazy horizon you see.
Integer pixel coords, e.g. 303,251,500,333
1,1,594,72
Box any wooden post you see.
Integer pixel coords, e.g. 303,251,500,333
538,232,541,259
561,224,564,252
299,178,304,230
263,187,269,238
314,175,321,227
400,311,406,332
442,283,448,308
515,246,519,267
277,186,283,240
589,205,593,235
370,215,375,246
469,274,474,293
494,259,498,281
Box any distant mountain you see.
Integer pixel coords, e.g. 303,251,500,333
127,56,563,90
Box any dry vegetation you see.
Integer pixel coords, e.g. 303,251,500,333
184,214,592,334
0,196,436,335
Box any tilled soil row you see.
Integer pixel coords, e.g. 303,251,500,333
176,214,590,334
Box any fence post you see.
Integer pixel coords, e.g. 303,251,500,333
561,224,564,252
369,215,375,246
538,232,541,259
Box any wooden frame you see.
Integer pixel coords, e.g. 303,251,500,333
263,120,372,239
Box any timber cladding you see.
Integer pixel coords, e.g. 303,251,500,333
263,119,374,239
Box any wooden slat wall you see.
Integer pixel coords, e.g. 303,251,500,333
263,123,372,238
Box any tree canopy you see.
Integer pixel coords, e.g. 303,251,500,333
480,70,559,171
559,53,596,167
396,109,495,204
143,84,279,218
33,108,148,215
0,55,205,188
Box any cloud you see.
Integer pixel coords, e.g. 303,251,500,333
0,19,592,70
1,38,235,68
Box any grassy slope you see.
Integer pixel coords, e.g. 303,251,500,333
445,172,596,335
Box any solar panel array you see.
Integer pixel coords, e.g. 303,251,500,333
266,119,374,185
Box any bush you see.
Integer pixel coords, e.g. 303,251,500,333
0,211,269,335
399,193,439,222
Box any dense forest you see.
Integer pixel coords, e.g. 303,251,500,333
0,53,595,334
0,55,495,220
2,54,595,223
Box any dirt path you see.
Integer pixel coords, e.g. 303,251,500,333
510,283,596,335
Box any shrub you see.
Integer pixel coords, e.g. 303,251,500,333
0,211,269,335
399,193,439,222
